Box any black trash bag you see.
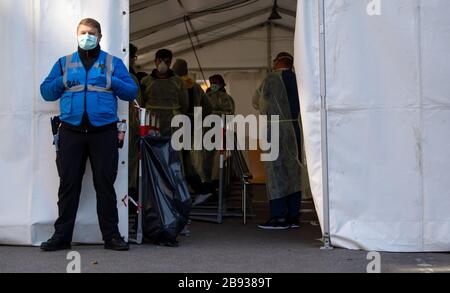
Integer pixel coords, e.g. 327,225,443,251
141,136,192,246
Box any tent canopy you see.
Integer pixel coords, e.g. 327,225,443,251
130,0,297,71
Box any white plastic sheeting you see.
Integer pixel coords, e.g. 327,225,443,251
295,0,450,252
0,0,130,245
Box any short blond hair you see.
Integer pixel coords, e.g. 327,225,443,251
77,18,102,34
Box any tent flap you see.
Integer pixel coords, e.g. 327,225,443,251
0,0,130,246
295,0,450,252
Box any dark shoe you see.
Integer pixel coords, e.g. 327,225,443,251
257,218,290,230
104,237,129,251
40,237,71,252
288,218,301,229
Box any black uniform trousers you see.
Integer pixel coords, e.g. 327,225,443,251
54,125,120,242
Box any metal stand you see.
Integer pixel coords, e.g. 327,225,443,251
129,106,147,245
134,142,144,244
190,115,255,224
242,180,248,225
217,115,226,224
217,151,225,224
191,115,227,224
321,233,333,250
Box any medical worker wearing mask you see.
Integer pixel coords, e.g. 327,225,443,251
198,75,235,204
40,18,138,251
253,52,303,230
141,49,189,137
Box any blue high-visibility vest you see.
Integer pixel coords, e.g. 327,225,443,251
41,50,138,127
60,51,118,127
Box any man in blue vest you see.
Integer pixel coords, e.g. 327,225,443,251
40,18,138,251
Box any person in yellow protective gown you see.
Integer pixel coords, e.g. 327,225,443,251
253,52,303,230
141,49,189,137
195,74,235,206
172,59,213,200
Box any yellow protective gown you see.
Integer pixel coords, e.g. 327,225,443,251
180,75,212,180
253,71,302,200
141,71,189,137
203,90,235,182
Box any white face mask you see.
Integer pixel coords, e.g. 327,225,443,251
78,33,98,51
157,61,168,74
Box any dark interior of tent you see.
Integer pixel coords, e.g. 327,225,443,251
127,0,320,247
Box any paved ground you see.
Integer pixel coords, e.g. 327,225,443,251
1,219,449,273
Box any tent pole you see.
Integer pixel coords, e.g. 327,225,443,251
136,143,144,244
318,0,333,250
130,107,146,245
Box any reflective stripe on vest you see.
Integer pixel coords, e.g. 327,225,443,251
88,85,113,93
105,53,113,89
64,85,113,93
63,53,113,93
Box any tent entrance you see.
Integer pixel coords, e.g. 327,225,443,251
127,0,319,245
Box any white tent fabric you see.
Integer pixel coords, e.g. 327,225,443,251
295,0,450,252
130,0,296,70
0,0,130,245
2,0,449,252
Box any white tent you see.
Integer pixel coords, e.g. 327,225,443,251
0,0,297,246
1,0,449,252
0,0,130,245
296,0,450,252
